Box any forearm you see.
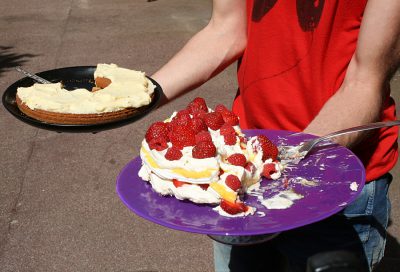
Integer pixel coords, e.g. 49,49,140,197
304,0,400,147
152,0,247,102
304,59,388,147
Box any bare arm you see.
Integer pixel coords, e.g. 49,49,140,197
304,0,400,147
152,0,247,103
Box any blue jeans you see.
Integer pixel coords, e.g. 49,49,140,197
213,174,392,272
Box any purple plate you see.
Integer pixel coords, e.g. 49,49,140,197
116,129,365,236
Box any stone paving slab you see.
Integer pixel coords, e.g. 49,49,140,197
0,1,399,271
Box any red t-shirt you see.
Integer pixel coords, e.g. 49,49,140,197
232,0,398,181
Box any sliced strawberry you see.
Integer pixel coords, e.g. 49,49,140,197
148,136,168,151
145,122,169,143
203,112,225,130
225,174,242,191
239,136,247,144
257,135,279,161
239,136,247,150
220,199,248,215
192,141,216,159
172,179,187,187
227,153,247,167
199,184,209,190
244,162,256,175
165,146,183,161
195,131,212,143
262,163,277,179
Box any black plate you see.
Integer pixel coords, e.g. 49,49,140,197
2,66,162,133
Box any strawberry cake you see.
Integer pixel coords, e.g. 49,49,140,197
138,98,283,217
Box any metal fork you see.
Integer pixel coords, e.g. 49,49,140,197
279,120,400,161
15,66,52,84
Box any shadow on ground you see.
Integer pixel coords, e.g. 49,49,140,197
0,46,36,78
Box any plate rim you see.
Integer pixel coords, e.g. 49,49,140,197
2,65,162,133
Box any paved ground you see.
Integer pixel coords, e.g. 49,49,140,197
0,0,399,271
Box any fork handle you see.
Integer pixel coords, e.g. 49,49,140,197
15,66,52,84
318,120,400,143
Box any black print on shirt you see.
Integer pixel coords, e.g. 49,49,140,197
296,0,325,31
252,0,278,22
252,0,325,32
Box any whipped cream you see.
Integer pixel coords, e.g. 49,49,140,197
261,189,304,209
140,140,220,184
17,63,155,114
350,182,358,191
139,165,219,204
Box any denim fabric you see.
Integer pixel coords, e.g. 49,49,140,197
213,174,392,272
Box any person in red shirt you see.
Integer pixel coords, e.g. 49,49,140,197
152,0,400,271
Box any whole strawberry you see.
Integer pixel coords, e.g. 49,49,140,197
225,174,242,191
191,117,208,134
227,153,247,167
224,134,237,145
169,126,196,149
145,122,169,143
219,123,236,136
192,97,208,111
170,112,192,130
214,104,229,114
175,109,191,119
194,110,207,120
187,97,208,114
165,146,183,161
195,131,212,143
221,111,239,126
204,112,225,130
148,136,168,151
192,141,216,159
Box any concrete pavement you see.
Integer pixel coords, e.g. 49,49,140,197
0,1,399,271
